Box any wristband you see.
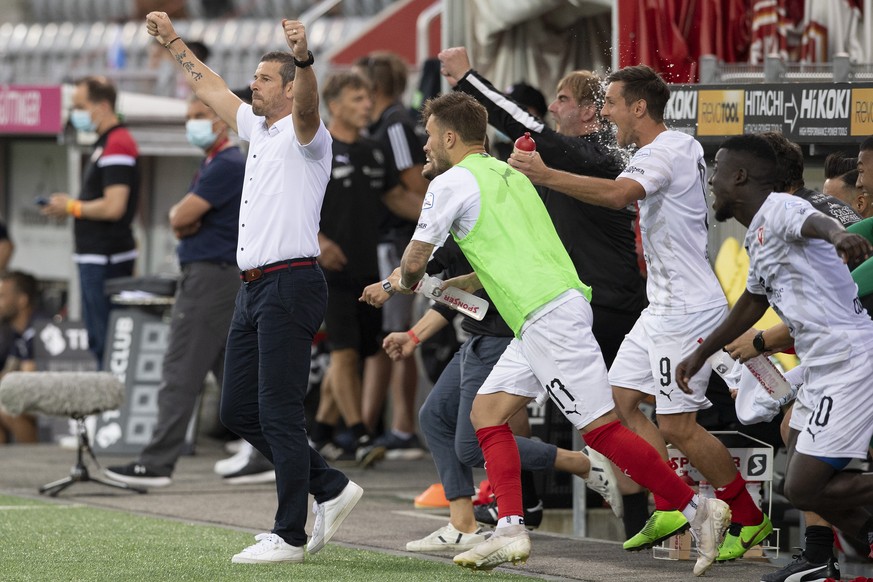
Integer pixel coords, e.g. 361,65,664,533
407,329,421,346
66,199,83,218
163,36,181,49
397,278,411,292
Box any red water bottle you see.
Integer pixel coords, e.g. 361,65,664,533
513,132,536,155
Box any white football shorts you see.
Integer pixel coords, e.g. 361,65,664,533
478,291,614,429
793,345,873,459
608,305,728,414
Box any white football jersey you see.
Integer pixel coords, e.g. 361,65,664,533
745,192,873,366
412,165,481,247
619,130,726,314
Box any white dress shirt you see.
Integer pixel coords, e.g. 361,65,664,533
235,103,333,270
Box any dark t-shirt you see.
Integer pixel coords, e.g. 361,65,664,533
367,103,426,243
793,187,861,227
455,71,647,314
178,145,245,265
9,322,35,362
74,124,139,255
320,137,398,282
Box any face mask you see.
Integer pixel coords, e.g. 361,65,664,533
186,119,218,149
70,108,95,132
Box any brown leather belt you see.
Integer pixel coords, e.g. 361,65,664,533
240,258,317,283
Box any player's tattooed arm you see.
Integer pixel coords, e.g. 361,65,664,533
398,240,435,292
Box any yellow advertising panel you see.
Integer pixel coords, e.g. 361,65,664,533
697,90,744,136
851,88,873,137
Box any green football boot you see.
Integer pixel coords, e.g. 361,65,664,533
623,510,690,551
716,514,773,562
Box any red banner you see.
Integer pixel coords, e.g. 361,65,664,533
0,85,62,135
618,0,751,83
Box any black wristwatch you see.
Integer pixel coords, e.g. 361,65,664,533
294,50,315,68
752,330,767,353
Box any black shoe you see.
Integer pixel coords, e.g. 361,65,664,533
222,450,275,485
104,462,172,488
760,550,839,582
371,432,425,460
353,435,385,468
473,499,543,530
316,438,364,463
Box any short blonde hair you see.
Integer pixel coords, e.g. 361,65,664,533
556,71,603,108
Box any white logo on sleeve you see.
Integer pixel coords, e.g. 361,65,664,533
423,192,434,210
783,200,809,215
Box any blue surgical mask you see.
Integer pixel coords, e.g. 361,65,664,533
186,119,218,149
70,108,95,132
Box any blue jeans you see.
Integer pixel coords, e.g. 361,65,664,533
219,263,348,547
419,335,557,501
78,259,134,367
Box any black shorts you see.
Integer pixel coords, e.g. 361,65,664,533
324,280,382,357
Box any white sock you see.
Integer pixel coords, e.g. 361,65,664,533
391,429,413,440
494,515,524,530
680,494,701,522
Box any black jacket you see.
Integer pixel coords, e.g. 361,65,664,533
454,70,646,314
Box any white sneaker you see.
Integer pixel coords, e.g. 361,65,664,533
307,480,363,554
214,441,255,476
406,523,487,552
453,525,530,571
582,447,624,519
689,497,731,576
224,438,246,455
317,441,346,462
221,450,276,485
231,533,304,564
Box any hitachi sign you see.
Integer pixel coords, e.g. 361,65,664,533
745,90,783,116
800,89,850,119
665,90,697,120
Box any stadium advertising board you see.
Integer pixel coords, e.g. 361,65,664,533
92,308,180,455
0,85,62,134
665,82,873,144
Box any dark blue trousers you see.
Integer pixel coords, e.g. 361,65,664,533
220,263,348,547
78,259,134,366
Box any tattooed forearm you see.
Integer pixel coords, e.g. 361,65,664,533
400,240,434,290
173,50,203,82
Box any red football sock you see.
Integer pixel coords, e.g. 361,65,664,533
585,420,693,510
715,471,764,525
653,493,673,512
476,424,522,520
